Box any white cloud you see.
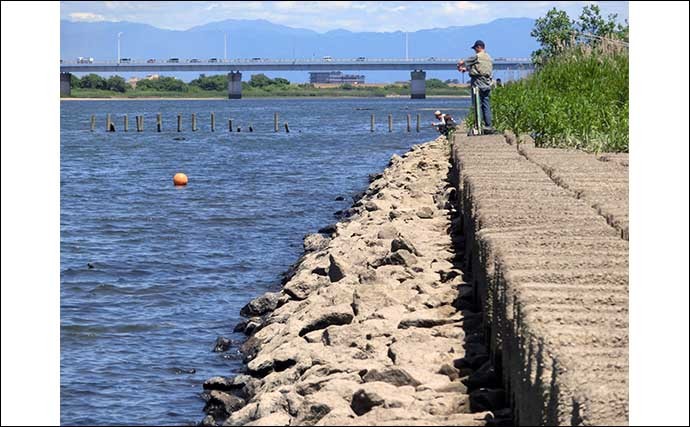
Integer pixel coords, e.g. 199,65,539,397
456,1,482,11
68,12,106,22
59,1,628,32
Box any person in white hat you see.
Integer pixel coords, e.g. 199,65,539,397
431,110,446,130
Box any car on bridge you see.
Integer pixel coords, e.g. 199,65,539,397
323,56,333,61
77,57,94,64
251,57,262,61
189,58,201,63
208,58,219,63
147,58,156,63
119,58,131,63
356,57,366,61
167,58,180,63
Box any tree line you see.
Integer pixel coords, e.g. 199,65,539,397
70,73,458,93
71,73,296,93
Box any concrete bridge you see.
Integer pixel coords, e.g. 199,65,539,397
59,57,533,99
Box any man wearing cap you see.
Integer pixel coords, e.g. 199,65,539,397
458,40,494,132
430,110,446,131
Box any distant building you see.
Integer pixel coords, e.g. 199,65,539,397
127,77,140,89
309,71,365,84
146,74,160,80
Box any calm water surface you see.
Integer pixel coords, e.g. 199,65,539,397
60,98,469,425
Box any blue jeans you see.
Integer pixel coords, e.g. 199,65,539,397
472,87,492,127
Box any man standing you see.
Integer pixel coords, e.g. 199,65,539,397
457,40,494,132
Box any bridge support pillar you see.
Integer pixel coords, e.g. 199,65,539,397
227,71,242,99
410,70,426,99
60,72,71,97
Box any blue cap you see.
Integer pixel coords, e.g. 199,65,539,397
471,40,485,49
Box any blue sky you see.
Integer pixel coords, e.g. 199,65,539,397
61,1,629,32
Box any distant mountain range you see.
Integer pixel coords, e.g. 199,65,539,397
60,18,539,82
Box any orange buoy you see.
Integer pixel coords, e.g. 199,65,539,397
173,173,188,186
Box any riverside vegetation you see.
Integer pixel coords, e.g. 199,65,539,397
468,5,629,153
68,73,470,98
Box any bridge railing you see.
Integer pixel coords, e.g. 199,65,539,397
60,57,533,66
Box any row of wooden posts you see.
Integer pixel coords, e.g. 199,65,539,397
93,112,423,133
371,113,422,133
95,112,290,133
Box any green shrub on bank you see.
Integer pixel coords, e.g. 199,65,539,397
466,5,629,153
489,43,628,153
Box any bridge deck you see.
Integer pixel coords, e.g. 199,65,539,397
60,58,533,73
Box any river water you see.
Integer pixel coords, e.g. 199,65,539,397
60,97,469,425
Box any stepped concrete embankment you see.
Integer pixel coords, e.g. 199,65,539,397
452,132,628,426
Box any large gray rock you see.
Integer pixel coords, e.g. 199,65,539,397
377,225,399,240
303,234,330,252
240,292,282,317
364,201,380,212
299,304,354,336
327,254,347,282
203,376,240,392
203,390,246,420
350,389,385,416
361,368,421,387
391,235,421,256
213,336,232,352
374,250,417,267
416,207,435,219
283,277,328,301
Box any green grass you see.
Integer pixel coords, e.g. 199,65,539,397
468,43,628,153
68,84,470,99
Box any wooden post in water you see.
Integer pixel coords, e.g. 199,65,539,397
191,113,197,131
211,112,216,132
249,123,253,132
136,116,142,132
416,114,420,132
370,114,375,132
156,113,162,132
140,115,144,132
106,114,111,132
177,114,182,132
90,115,96,132
388,114,392,132
124,115,128,132
284,122,290,133
274,113,279,132
406,114,411,132
228,119,233,132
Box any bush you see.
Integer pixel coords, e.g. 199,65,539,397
490,43,628,152
79,73,106,90
426,78,448,89
189,74,226,91
106,76,127,93
136,76,188,92
249,73,273,88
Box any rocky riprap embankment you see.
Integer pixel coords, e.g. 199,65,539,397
200,136,507,426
